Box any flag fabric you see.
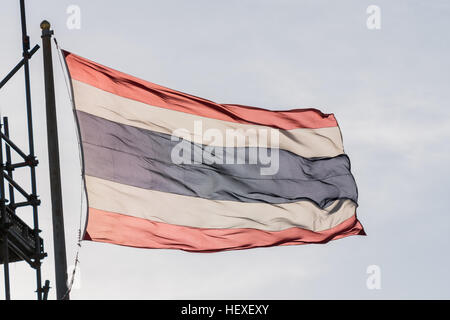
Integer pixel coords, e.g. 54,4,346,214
63,50,364,252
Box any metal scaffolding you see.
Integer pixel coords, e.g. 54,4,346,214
0,0,49,300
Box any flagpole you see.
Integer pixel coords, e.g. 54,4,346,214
40,20,70,300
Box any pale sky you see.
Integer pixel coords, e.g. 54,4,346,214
1,0,449,299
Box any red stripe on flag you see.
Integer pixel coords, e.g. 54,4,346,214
84,208,365,252
63,50,338,130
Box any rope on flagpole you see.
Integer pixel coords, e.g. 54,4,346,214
54,38,73,103
54,37,84,300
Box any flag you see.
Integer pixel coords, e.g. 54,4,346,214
63,50,364,252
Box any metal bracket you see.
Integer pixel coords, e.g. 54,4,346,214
0,44,40,90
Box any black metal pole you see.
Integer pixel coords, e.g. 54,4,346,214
0,132,29,160
43,280,50,300
40,20,70,300
3,117,14,301
1,121,11,300
4,118,16,209
0,44,39,90
19,0,43,300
